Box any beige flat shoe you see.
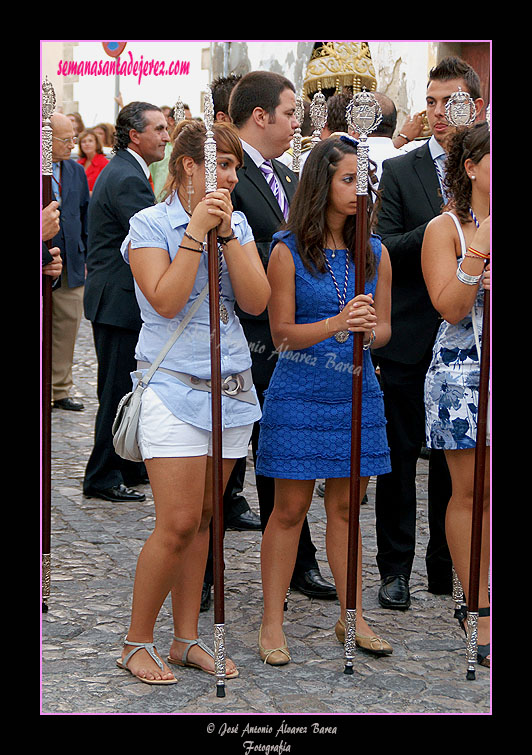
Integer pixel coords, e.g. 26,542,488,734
258,625,291,666
335,618,393,656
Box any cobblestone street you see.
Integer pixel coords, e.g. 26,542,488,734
41,316,491,728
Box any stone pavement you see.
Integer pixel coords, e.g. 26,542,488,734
41,316,491,725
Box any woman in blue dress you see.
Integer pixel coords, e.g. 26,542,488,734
116,120,270,684
256,135,393,664
422,121,490,668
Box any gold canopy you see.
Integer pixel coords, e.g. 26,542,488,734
302,42,377,100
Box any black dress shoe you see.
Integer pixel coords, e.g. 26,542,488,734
200,582,212,612
290,568,337,600
226,508,262,531
84,484,146,502
378,575,411,609
53,397,84,411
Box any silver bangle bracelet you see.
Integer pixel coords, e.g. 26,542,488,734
456,260,482,286
363,328,376,350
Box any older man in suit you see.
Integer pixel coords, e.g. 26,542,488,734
83,102,170,502
373,57,484,609
227,71,336,600
49,113,90,411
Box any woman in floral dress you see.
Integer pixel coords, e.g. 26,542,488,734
422,121,490,669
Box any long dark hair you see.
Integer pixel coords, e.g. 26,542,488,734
444,121,490,223
282,136,379,281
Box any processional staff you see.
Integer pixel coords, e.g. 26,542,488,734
343,90,382,675
291,93,305,175
203,89,227,697
445,88,490,681
42,77,56,613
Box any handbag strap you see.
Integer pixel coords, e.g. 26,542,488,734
139,283,208,388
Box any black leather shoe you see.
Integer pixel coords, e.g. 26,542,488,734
378,575,411,609
290,568,337,600
84,484,146,502
53,397,84,411
200,582,212,612
226,508,262,531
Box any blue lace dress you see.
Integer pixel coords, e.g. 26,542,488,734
424,212,488,450
256,230,391,480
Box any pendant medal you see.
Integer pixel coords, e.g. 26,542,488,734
219,301,229,324
335,329,349,343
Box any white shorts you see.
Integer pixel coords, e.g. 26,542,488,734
138,386,253,459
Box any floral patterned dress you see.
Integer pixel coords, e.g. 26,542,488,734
424,212,488,450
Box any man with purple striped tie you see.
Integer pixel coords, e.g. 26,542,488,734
228,71,337,601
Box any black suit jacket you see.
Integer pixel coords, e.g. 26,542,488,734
51,158,90,288
231,152,298,383
83,150,155,332
373,141,444,364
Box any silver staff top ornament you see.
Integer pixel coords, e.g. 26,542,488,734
346,88,382,139
310,89,327,147
42,77,56,176
346,89,382,195
445,86,476,127
292,93,305,173
173,97,185,124
203,89,217,194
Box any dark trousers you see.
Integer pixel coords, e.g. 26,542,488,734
375,353,452,588
83,322,145,493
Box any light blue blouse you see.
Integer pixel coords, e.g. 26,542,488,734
120,192,262,431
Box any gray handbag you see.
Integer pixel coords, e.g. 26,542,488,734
112,284,208,462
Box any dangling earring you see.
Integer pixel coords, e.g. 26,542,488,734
187,175,194,213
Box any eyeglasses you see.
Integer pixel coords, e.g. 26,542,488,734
53,136,78,145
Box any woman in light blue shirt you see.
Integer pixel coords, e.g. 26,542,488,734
116,120,270,685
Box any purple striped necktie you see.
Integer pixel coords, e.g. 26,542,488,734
260,160,289,219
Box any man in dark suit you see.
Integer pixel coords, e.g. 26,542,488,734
227,71,336,600
49,114,90,411
373,57,484,609
83,102,170,502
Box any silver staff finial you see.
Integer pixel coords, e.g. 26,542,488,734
292,93,305,174
346,88,382,195
203,89,217,194
42,77,56,177
445,86,476,127
173,97,185,124
310,89,327,147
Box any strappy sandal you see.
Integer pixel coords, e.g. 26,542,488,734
167,636,239,678
116,637,178,685
258,625,291,666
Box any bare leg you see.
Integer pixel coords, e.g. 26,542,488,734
444,448,490,651
121,455,208,682
260,478,315,650
324,477,377,637
169,457,239,675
